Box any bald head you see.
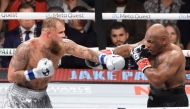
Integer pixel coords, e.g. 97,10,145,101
146,24,169,40
144,24,171,55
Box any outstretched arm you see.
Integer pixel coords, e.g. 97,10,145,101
63,39,101,63
63,39,125,71
113,40,145,58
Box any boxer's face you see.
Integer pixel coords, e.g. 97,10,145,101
166,26,177,44
52,22,66,42
110,27,128,46
145,35,160,55
49,22,65,54
18,8,35,30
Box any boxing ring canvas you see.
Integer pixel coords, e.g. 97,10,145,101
0,83,190,108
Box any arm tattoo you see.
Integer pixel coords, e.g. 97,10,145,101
25,81,33,89
163,61,171,71
65,41,77,53
79,47,87,56
11,45,30,70
34,81,40,89
86,49,99,62
11,44,31,82
64,40,100,63
164,61,171,67
16,74,26,81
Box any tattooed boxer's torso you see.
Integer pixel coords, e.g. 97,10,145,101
10,39,63,89
8,37,100,90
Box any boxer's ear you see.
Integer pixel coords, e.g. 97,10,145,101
162,36,167,45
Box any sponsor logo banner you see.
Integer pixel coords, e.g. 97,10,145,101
1,68,190,83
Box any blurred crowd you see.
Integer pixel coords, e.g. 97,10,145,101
0,0,189,70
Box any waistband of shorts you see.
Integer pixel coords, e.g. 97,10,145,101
150,85,186,96
10,82,47,99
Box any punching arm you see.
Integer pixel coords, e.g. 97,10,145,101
63,39,125,71
113,40,145,58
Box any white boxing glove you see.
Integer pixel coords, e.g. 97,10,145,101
99,54,125,71
24,58,54,81
85,49,113,70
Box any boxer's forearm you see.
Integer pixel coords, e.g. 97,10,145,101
143,68,163,86
113,45,131,58
63,39,101,63
86,49,102,63
113,41,144,58
8,70,27,82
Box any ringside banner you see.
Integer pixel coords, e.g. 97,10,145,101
0,13,190,20
0,12,95,20
1,68,190,83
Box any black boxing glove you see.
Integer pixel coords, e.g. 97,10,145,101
130,45,152,72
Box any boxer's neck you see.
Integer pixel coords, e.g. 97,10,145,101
38,37,51,48
159,43,171,54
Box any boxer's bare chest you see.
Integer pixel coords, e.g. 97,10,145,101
28,45,61,69
20,46,62,89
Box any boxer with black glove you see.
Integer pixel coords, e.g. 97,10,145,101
130,44,152,72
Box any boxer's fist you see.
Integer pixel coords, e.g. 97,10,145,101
85,49,113,70
99,54,125,71
24,58,54,81
130,45,151,72
130,45,149,63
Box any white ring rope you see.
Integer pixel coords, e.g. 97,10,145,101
0,48,190,57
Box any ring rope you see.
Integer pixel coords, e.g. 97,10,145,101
0,48,189,57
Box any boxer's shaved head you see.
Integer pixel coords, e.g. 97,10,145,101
145,24,170,55
146,24,169,41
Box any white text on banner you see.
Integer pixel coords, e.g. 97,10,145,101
0,12,95,20
103,13,190,20
0,13,190,20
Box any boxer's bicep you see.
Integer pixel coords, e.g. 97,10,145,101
144,53,180,86
8,44,30,82
63,39,100,63
154,54,180,85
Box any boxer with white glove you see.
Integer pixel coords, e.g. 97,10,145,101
24,58,54,81
130,45,152,73
85,49,114,70
99,54,125,71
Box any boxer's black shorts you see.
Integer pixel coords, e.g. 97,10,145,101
147,85,189,107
